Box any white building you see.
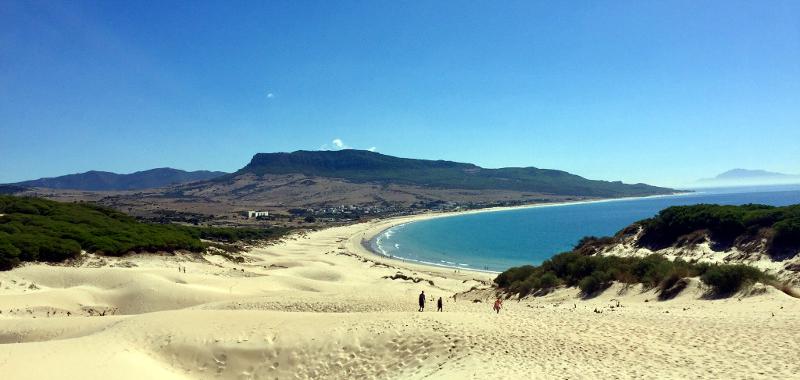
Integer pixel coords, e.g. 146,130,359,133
247,210,269,219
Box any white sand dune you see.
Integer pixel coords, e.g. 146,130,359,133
1,216,799,379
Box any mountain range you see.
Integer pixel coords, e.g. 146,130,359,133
697,169,800,187
8,150,679,223
12,168,227,191
234,150,674,197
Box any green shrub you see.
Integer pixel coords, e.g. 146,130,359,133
578,271,612,295
0,241,21,270
509,275,538,296
658,272,681,292
537,271,560,289
632,255,674,288
0,195,291,270
193,226,291,243
496,251,775,299
700,264,770,295
637,204,800,254
657,273,689,300
772,217,800,253
496,203,800,298
37,238,81,262
494,265,537,288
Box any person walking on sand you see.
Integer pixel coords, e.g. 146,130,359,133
418,291,426,312
437,297,443,312
493,298,503,314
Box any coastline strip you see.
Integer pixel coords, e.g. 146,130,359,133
356,193,689,273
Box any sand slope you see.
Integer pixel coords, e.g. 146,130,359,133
1,218,799,379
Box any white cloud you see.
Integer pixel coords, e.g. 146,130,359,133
266,92,275,99
320,138,374,151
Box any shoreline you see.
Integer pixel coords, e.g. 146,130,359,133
3,190,800,379
356,192,691,273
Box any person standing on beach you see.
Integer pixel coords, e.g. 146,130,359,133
418,291,426,312
493,298,503,314
437,297,443,312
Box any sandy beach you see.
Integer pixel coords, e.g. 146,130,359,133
5,0,798,378
1,212,799,379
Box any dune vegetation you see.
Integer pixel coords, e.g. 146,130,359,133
636,203,800,255
0,196,290,270
495,251,775,298
496,203,800,299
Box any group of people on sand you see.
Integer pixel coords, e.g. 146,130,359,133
417,291,503,314
418,291,444,312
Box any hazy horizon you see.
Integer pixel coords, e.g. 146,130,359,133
2,1,799,187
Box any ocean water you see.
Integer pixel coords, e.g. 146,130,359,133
371,184,800,272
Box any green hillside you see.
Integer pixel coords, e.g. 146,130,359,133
234,150,677,198
12,168,227,191
0,196,288,270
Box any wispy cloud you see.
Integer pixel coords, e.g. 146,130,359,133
266,92,275,99
368,147,377,152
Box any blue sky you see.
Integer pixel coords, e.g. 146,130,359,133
1,1,798,187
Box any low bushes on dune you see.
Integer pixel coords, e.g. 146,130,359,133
699,264,767,295
577,271,613,295
636,203,800,255
494,250,777,299
192,226,291,242
496,203,800,300
0,195,291,270
657,273,690,300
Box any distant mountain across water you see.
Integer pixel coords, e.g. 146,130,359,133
10,168,227,191
697,169,800,187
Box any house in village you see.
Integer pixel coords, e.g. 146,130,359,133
246,210,269,219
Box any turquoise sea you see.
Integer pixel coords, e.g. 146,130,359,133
371,185,800,272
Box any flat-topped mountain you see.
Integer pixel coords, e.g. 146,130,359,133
12,168,227,191
15,150,679,224
716,169,793,180
698,169,800,187
235,150,675,198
